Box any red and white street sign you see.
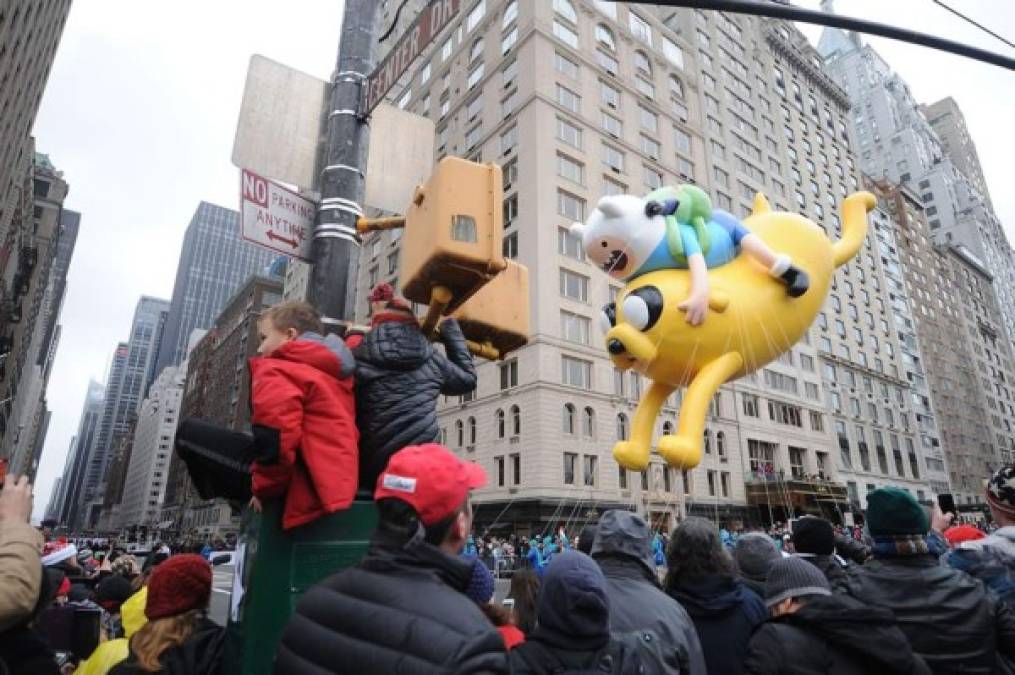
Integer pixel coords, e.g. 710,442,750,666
240,168,314,261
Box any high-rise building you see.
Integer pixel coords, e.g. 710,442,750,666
163,275,283,539
76,297,169,529
44,476,62,522
3,152,70,477
818,17,1015,356
119,365,185,529
920,97,992,213
353,1,940,531
154,202,276,376
873,179,1014,504
0,0,72,244
57,380,103,527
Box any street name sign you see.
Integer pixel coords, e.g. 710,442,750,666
240,168,314,261
364,0,461,113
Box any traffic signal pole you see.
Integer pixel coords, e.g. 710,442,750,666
309,0,383,328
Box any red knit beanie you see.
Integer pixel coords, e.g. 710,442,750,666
145,554,212,620
943,524,986,548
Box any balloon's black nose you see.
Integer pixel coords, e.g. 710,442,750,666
607,339,626,355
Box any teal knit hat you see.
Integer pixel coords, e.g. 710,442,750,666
866,487,929,536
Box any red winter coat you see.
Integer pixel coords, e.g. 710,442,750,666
249,332,358,530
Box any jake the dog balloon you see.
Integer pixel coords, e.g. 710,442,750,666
571,187,875,471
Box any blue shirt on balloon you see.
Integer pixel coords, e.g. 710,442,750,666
633,209,750,278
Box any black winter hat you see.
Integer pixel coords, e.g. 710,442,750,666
96,574,134,610
764,557,831,608
792,517,835,555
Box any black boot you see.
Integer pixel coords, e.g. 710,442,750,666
779,265,810,298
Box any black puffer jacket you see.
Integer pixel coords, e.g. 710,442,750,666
795,553,847,587
839,554,1015,674
744,594,931,675
354,316,476,487
109,617,224,675
275,528,507,674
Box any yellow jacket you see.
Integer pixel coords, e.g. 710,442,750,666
75,586,148,675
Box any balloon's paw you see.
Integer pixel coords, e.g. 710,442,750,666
613,442,650,472
658,435,702,470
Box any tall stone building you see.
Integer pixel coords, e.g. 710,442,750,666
154,202,276,376
55,380,103,526
920,97,992,212
0,0,72,244
119,365,185,529
163,275,283,540
818,18,1015,358
352,1,942,532
75,297,169,529
874,179,1013,506
2,152,70,477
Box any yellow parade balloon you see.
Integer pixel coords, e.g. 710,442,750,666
593,191,875,472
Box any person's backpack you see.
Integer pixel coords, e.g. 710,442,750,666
517,632,670,675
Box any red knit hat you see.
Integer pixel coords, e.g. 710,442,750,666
368,283,395,302
943,524,987,548
145,554,212,620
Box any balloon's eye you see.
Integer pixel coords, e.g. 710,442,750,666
599,302,616,333
623,287,663,331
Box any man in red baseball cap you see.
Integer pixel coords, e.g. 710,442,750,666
276,444,507,674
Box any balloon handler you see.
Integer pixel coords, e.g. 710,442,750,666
350,283,478,490
571,183,810,325
247,301,359,529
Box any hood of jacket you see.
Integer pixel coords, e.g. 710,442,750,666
356,320,432,372
961,525,1015,557
534,552,610,651
782,594,923,673
361,527,475,594
670,574,756,616
590,510,656,580
264,331,354,379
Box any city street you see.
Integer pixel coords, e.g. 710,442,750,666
210,563,235,626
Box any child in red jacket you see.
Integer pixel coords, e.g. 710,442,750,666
248,301,358,529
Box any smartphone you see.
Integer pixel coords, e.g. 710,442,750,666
938,493,956,515
502,598,515,609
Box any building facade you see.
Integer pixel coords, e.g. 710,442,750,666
2,152,70,477
0,0,72,244
818,19,1015,358
55,381,103,526
350,1,952,532
74,297,169,529
118,366,185,529
154,202,276,376
162,275,284,540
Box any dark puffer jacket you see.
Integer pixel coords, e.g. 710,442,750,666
795,553,847,587
109,617,224,675
839,554,1015,674
275,529,507,674
354,315,476,487
743,594,931,675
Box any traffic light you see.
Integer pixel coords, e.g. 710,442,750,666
399,157,507,314
453,260,529,359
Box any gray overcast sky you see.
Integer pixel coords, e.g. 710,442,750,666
29,0,1015,519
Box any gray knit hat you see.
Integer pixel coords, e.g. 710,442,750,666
763,557,831,608
734,533,780,583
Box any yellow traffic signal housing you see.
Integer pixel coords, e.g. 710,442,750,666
400,157,507,314
453,260,530,359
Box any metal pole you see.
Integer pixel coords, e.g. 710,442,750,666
309,0,382,328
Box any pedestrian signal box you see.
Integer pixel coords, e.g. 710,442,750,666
400,157,507,315
454,260,530,358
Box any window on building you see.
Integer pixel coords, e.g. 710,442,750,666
742,393,759,417
557,190,585,220
496,409,505,438
555,52,579,78
583,455,598,486
663,38,684,69
558,227,585,260
564,452,577,485
562,355,592,389
600,80,621,108
616,413,629,440
563,403,576,435
602,111,622,137
511,405,521,435
560,311,591,345
582,407,596,438
553,19,578,48
500,359,518,389
557,117,582,148
602,143,625,171
629,12,652,45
